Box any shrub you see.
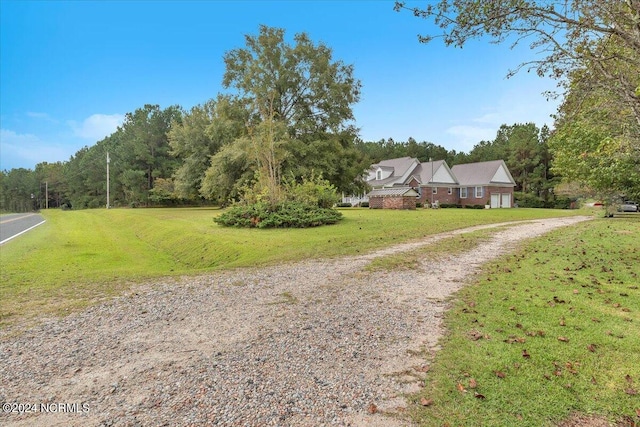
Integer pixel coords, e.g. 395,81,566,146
465,204,485,209
550,197,573,209
514,192,545,208
214,201,343,228
336,202,353,208
359,201,369,208
440,203,461,209
282,175,340,208
416,202,423,208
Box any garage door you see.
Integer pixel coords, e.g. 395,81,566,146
491,194,500,208
501,193,511,208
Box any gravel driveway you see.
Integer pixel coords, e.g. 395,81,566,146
0,216,591,427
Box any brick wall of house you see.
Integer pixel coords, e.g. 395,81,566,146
459,186,488,207
381,196,416,210
402,196,417,210
423,187,458,206
369,196,384,209
418,186,458,206
487,186,515,207
458,186,514,207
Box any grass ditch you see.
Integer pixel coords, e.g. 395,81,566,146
1,207,583,329
408,218,640,426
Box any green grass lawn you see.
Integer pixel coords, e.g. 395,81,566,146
0,206,583,327
408,217,640,426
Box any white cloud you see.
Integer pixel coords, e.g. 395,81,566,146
68,113,124,141
0,129,69,170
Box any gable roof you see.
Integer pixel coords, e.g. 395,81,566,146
409,160,457,185
368,156,420,187
451,160,516,187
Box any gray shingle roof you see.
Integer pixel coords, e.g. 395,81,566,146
451,160,515,186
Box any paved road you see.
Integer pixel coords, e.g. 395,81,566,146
0,213,46,245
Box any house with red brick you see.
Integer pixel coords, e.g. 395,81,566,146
451,160,516,208
342,157,516,209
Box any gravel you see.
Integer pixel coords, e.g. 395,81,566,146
0,216,591,427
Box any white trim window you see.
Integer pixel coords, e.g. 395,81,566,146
475,186,483,198
460,187,468,198
432,187,437,194
448,187,453,195
376,169,382,180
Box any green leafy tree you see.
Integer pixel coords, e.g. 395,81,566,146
34,161,68,208
220,25,365,202
168,95,249,200
550,65,640,202
223,25,360,135
0,168,37,212
118,104,182,206
200,143,252,205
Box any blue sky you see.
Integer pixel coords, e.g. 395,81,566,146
0,1,560,171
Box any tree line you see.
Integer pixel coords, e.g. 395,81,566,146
0,116,559,212
3,3,639,212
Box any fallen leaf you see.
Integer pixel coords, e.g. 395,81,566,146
474,392,486,399
469,331,483,341
495,371,506,378
560,319,566,326
591,377,597,385
626,375,633,384
558,336,569,342
367,403,377,414
469,378,477,389
625,388,637,395
457,383,466,393
522,349,531,359
419,397,433,407
635,408,640,417
417,365,430,373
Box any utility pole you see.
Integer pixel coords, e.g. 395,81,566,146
106,152,110,209
45,181,49,209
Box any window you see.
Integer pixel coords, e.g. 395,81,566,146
432,187,437,194
460,187,468,198
448,187,453,195
376,170,382,180
475,186,483,198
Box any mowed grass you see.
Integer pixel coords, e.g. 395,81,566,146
409,218,640,426
1,207,581,327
